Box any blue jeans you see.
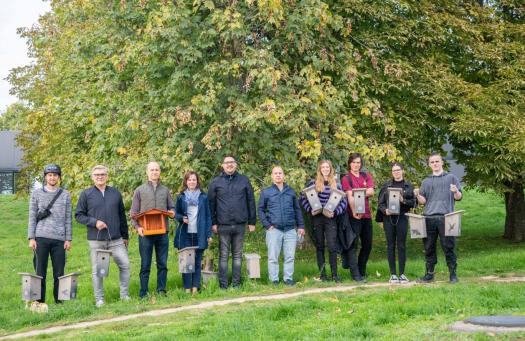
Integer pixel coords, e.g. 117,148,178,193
139,233,169,297
218,224,245,288
266,228,297,282
181,233,204,289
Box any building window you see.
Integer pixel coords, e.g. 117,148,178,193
0,171,17,194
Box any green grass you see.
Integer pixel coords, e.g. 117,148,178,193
1,190,524,338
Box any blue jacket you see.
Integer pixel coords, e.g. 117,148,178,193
174,192,212,250
258,184,305,231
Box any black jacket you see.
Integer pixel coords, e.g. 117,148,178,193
376,179,416,222
208,171,256,226
75,186,129,240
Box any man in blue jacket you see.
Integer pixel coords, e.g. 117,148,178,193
208,155,256,289
258,166,305,286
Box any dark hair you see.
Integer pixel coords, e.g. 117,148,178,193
180,171,201,193
391,161,404,170
347,153,363,170
427,152,442,162
222,154,236,162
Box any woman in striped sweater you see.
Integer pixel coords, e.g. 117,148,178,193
300,160,347,282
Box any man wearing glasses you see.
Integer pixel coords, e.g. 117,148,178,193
414,153,462,283
75,165,130,307
208,155,256,289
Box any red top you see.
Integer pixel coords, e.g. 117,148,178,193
341,172,375,218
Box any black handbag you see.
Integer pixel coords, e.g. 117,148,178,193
36,189,63,222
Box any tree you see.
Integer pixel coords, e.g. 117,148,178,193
0,102,27,130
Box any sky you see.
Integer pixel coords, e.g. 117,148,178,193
0,0,50,113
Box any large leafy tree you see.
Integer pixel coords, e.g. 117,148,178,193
9,0,524,239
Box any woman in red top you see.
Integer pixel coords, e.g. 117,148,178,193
341,153,375,280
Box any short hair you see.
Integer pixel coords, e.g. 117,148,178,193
222,154,236,162
271,166,284,173
427,152,442,162
146,161,160,170
391,161,404,170
91,165,108,175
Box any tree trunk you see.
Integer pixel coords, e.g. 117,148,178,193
503,181,525,242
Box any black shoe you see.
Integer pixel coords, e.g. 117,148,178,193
449,273,458,283
272,280,279,285
284,279,296,286
332,275,342,283
352,275,366,283
418,273,435,283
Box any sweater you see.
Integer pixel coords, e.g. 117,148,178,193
420,172,462,215
28,187,72,241
299,180,347,216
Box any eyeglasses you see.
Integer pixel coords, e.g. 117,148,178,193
223,161,237,165
93,173,108,177
392,169,402,172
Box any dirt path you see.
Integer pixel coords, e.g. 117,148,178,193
2,276,524,340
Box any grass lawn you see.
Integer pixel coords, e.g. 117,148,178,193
1,189,524,338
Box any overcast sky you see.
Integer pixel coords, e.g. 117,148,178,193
0,0,50,113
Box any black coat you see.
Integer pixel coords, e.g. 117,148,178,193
208,171,256,226
376,179,417,222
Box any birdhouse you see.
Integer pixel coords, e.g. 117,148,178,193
178,247,198,273
445,210,465,237
302,185,322,216
323,188,345,216
352,188,367,214
18,272,43,301
244,253,261,279
201,270,218,284
132,208,173,236
96,249,112,278
406,213,427,239
58,272,81,301
387,188,403,215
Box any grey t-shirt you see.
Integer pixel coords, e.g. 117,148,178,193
420,172,462,215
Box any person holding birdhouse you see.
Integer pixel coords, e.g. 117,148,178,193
174,171,213,294
27,164,72,304
415,153,462,283
130,162,175,298
376,162,416,284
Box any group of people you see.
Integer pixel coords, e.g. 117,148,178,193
27,152,462,307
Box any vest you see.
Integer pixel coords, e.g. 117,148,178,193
137,182,170,212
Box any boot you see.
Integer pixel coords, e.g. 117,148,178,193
448,264,458,283
348,249,366,283
418,263,435,283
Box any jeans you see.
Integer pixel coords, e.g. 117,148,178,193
139,233,169,297
312,215,338,276
383,214,408,275
423,215,457,269
218,224,245,288
349,217,373,277
33,237,66,303
88,238,130,301
266,228,297,282
181,233,204,289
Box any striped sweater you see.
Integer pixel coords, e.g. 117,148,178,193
299,180,348,216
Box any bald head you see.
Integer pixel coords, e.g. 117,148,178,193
147,161,161,182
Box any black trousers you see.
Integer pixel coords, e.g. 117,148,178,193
383,214,408,275
218,224,245,288
423,215,457,269
33,237,66,303
312,215,338,276
349,217,373,277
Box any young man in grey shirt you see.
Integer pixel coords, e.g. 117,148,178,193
415,153,462,283
27,164,72,303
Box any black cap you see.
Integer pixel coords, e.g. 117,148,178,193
43,164,62,177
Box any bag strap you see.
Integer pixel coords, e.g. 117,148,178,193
45,188,63,212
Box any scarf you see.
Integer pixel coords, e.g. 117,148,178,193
184,189,201,206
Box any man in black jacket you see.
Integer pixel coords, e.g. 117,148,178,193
208,155,256,289
75,165,130,307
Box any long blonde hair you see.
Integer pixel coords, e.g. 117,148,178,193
315,160,337,192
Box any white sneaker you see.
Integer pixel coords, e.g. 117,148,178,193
389,274,400,283
95,299,105,308
121,295,131,301
399,274,410,283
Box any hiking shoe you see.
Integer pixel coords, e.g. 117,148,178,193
389,274,400,284
95,299,105,308
417,273,434,283
284,279,296,286
449,273,458,283
399,274,410,283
